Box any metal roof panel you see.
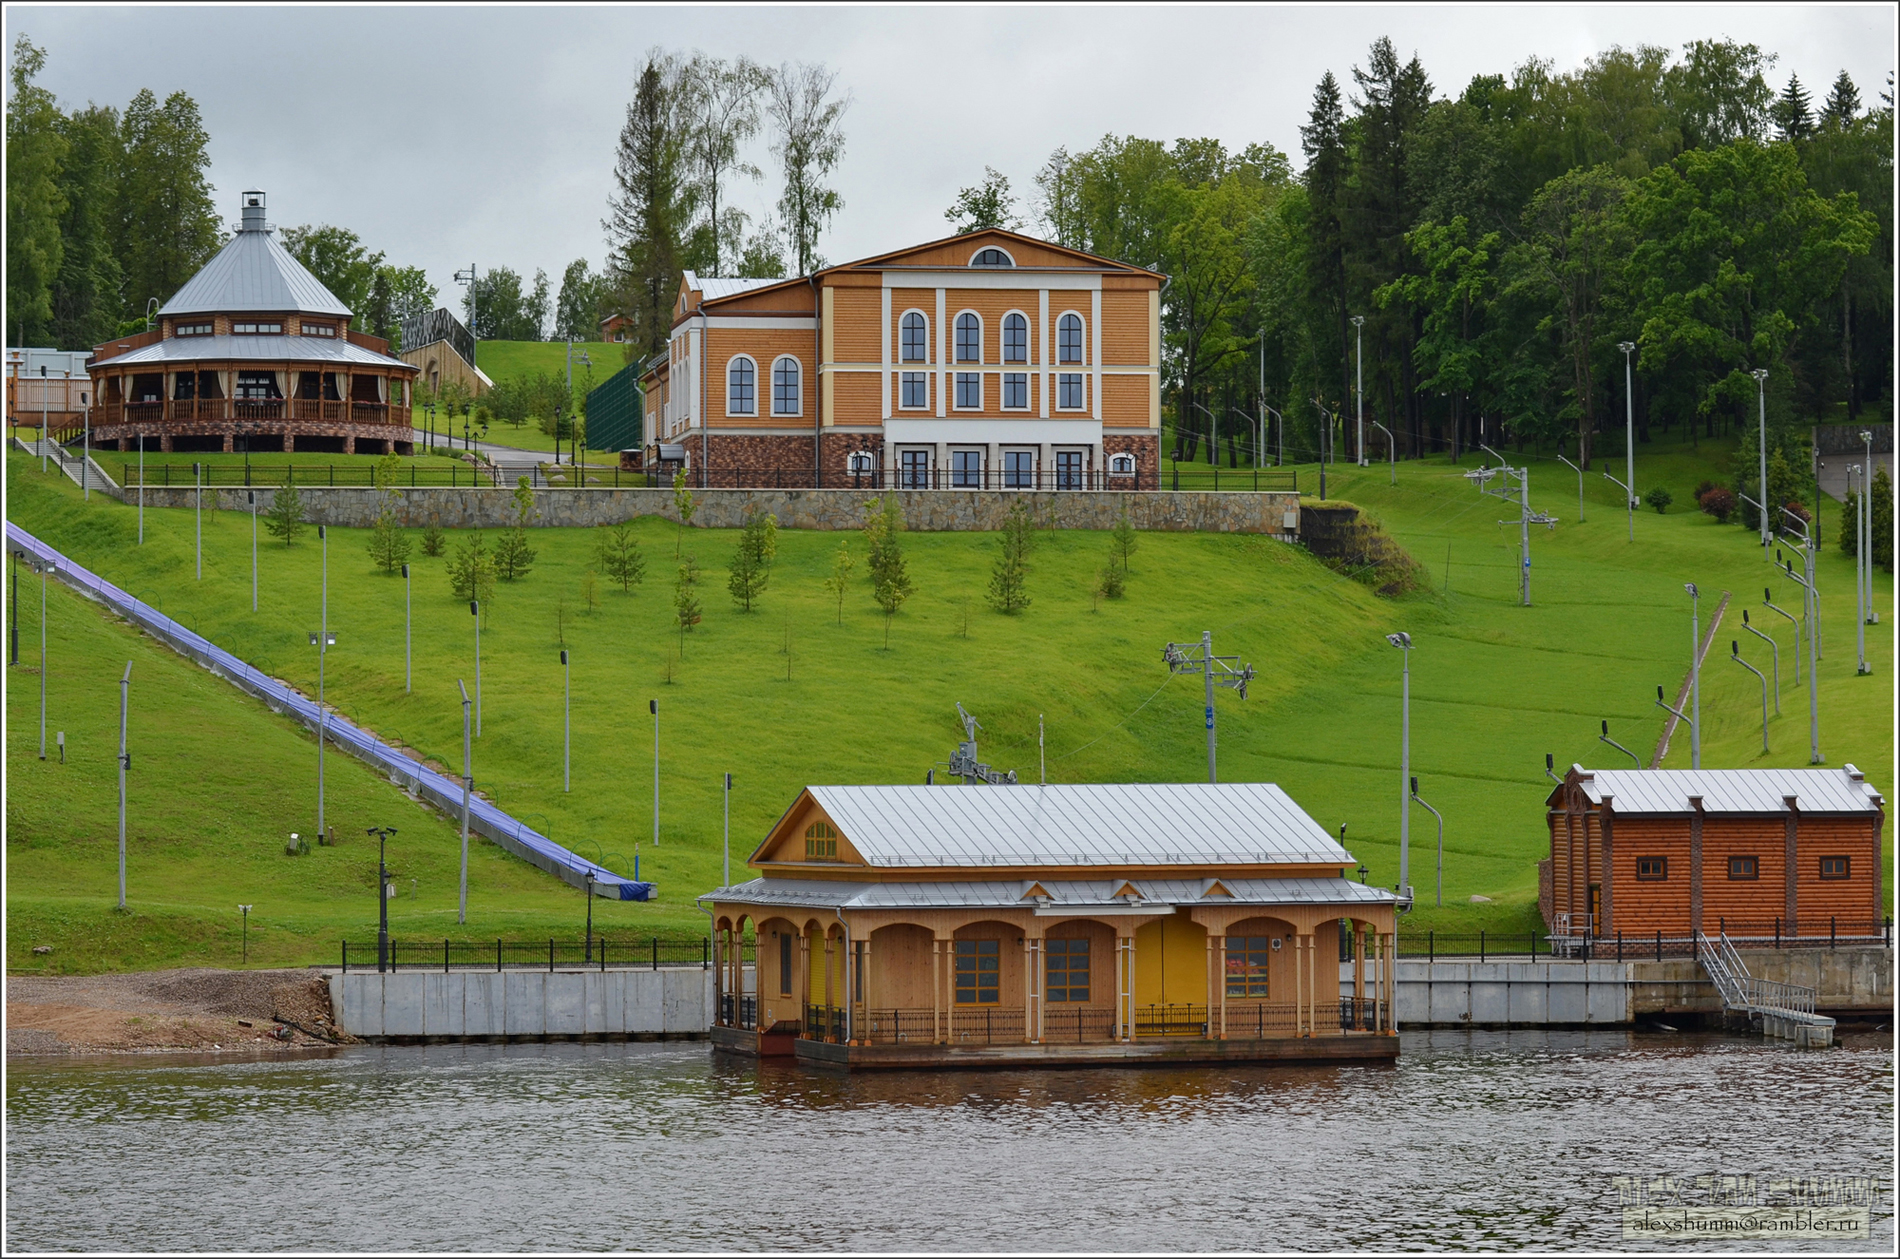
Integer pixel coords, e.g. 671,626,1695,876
1575,766,1883,814
159,229,353,317
102,335,407,369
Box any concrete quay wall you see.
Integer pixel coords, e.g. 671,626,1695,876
128,486,1303,535
331,968,714,1042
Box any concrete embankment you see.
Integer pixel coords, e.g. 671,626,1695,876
1390,946,1892,1028
329,967,714,1042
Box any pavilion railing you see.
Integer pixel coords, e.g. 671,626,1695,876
1135,1003,1210,1037
1038,1005,1117,1042
859,1007,937,1045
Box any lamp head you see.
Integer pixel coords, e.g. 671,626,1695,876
650,699,657,715
470,600,478,616
1731,641,1739,655
1545,753,1554,771
1350,314,1365,328
1385,632,1412,649
560,649,568,665
1751,368,1769,383
1601,719,1609,736
401,563,409,578
1684,582,1699,599
1657,685,1665,701
1617,341,1634,354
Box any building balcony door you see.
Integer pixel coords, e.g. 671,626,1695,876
1003,449,1034,489
1055,449,1084,490
950,449,983,488
900,448,931,489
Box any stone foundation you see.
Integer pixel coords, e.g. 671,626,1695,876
89,421,411,458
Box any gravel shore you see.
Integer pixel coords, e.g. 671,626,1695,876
5,968,350,1056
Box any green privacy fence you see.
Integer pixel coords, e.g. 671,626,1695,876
585,362,643,453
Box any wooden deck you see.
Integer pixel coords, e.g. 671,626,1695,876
712,1024,1399,1070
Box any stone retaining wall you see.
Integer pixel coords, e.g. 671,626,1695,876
131,486,1303,535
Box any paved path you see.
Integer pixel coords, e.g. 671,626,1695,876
1815,450,1892,504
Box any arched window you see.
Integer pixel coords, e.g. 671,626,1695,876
969,247,1015,267
955,312,981,363
772,356,801,415
804,821,838,860
1002,312,1028,364
1058,313,1084,364
727,356,756,415
1108,451,1136,477
900,311,927,362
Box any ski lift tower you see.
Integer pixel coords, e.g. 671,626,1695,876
942,703,1019,785
1162,630,1256,784
1469,445,1558,607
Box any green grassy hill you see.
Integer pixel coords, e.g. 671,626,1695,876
5,435,1891,971
474,340,634,389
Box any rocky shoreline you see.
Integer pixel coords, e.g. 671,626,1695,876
5,967,355,1056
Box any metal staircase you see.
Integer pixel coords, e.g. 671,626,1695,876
1697,931,1835,1046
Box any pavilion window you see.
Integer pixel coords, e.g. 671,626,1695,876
953,939,1000,1004
1045,938,1090,1002
173,374,197,400
174,322,212,337
804,822,838,860
235,371,282,400
302,322,336,338
1225,936,1272,998
779,933,793,995
232,321,283,335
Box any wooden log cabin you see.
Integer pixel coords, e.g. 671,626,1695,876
702,782,1402,1070
1544,765,1886,948
87,190,419,456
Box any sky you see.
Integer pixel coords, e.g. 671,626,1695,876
8,3,1895,317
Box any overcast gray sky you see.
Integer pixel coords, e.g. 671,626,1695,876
10,3,1894,312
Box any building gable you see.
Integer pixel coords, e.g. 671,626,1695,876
824,228,1162,277
751,790,868,868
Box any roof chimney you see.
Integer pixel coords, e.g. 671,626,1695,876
239,190,269,233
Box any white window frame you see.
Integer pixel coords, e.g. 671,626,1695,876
949,447,985,487
846,450,875,477
1002,372,1029,411
954,371,983,411
899,309,929,363
1057,372,1085,411
1056,311,1086,365
954,310,983,364
967,244,1017,267
899,371,929,411
726,354,758,417
1108,451,1137,477
1001,310,1030,364
771,355,803,417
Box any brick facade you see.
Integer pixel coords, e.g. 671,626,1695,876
1103,432,1160,488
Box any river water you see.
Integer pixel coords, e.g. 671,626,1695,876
4,1029,1892,1252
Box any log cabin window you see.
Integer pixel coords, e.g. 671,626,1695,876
1728,855,1759,880
174,322,212,337
778,932,793,995
803,822,838,860
1636,857,1668,881
1225,936,1273,998
1045,938,1090,1001
1819,855,1850,880
953,939,1000,1004
232,321,283,335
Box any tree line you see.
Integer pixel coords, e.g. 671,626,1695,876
945,37,1892,483
603,49,851,363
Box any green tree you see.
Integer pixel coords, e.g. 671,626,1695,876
555,258,607,340
673,560,702,650
594,521,647,592
263,484,305,546
376,265,437,351
366,455,412,574
606,50,694,362
6,37,68,343
765,60,848,275
116,86,219,309
493,477,539,580
945,166,1023,233
1871,465,1894,573
447,532,497,604
863,495,913,646
823,537,854,624
1110,507,1140,575
49,103,125,349
1032,146,1085,248
682,54,768,277
421,519,446,557
671,466,697,556
1772,75,1816,142
281,223,383,314
726,508,778,611
986,501,1035,614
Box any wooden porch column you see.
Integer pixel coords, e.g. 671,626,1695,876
1294,935,1306,1036
1112,935,1125,1041
712,925,724,1025
931,937,943,1044
1217,931,1228,1038
862,934,873,1027
823,933,835,1025
1384,931,1396,1034
797,930,811,1031
1354,926,1365,1026
1372,932,1383,1034
1309,929,1319,1036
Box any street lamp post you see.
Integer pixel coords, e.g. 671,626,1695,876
1371,420,1396,486
1852,462,1868,675
1232,408,1264,472
1409,775,1443,908
1685,583,1702,770
137,432,145,544
561,648,571,792
471,600,481,736
194,462,203,580
36,557,48,760
723,771,733,887
1617,341,1637,540
311,525,332,841
118,661,131,910
80,384,89,500
651,699,660,847
402,563,412,692
1740,610,1781,714
1764,587,1802,686
1752,368,1771,557
565,342,592,467
1557,453,1584,523
238,904,252,966
458,679,471,925
584,871,595,963
1192,401,1220,476
368,826,398,972
1385,632,1413,906
1351,315,1367,466
1730,641,1770,754
1862,429,1878,629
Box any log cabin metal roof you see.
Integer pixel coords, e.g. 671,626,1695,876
159,225,353,318
706,875,1397,911
793,782,1353,868
682,272,791,302
99,334,408,368
1562,765,1883,815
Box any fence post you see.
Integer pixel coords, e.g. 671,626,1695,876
1428,930,1433,963
549,938,555,972
1616,931,1623,962
496,938,502,972
1656,930,1661,963
445,939,450,973
1774,917,1780,949
1831,917,1836,949
652,936,658,971
703,937,709,970
1479,930,1485,964
342,940,347,974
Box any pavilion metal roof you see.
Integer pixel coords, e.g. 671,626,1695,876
1569,765,1883,815
159,227,353,318
705,875,1396,911
795,783,1352,868
98,335,408,369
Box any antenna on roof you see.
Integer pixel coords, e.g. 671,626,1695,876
941,703,1017,786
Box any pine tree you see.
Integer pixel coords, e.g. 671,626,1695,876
494,477,538,580
1110,507,1139,575
986,500,1035,614
421,519,447,557
673,561,702,651
1820,71,1862,130
1773,75,1815,142
726,509,778,611
605,51,694,361
672,466,697,556
263,484,305,546
1871,465,1894,573
863,495,913,647
594,521,647,592
447,532,497,604
823,538,854,625
367,501,411,574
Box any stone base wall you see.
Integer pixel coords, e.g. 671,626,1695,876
142,485,1303,535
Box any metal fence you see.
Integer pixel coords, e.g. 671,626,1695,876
718,995,758,1030
340,936,718,973
123,462,501,489
859,1007,938,1044
1416,917,1892,964
1039,1005,1118,1042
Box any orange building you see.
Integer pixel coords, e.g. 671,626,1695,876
640,229,1164,490
1544,765,1886,947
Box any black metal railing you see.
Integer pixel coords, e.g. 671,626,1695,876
1218,1000,1303,1038
1039,1005,1118,1042
1134,1003,1209,1037
124,462,500,489
718,994,758,1030
1338,997,1379,1031
802,1003,848,1043
860,1007,938,1044
1423,917,1891,964
340,936,712,973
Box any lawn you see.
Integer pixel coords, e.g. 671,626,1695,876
5,432,1891,971
473,340,635,389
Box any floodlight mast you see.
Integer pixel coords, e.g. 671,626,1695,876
458,680,471,924
1617,341,1637,531
1599,720,1642,768
1162,630,1255,784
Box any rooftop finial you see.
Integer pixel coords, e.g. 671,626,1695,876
239,190,269,233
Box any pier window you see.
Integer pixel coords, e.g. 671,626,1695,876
1225,936,1272,998
1818,855,1850,879
1045,938,1090,1002
1727,855,1759,880
1636,857,1668,881
954,939,1000,1004
804,822,838,860
779,933,793,995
